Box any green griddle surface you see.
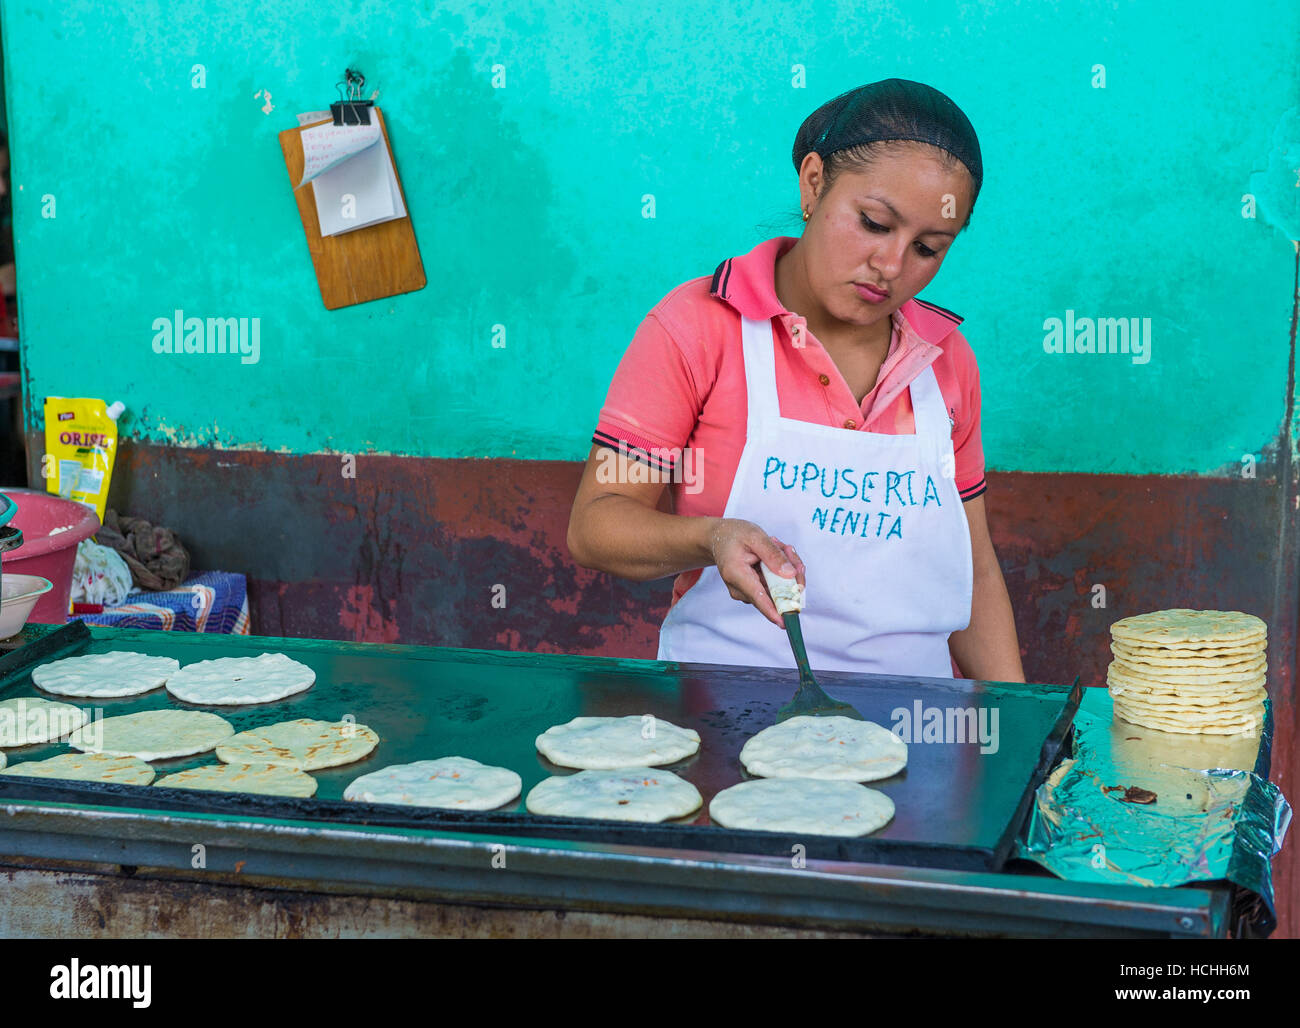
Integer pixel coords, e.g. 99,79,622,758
0,624,1078,870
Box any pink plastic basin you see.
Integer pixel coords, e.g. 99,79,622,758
2,488,102,623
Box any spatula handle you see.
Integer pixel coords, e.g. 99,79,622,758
782,613,817,685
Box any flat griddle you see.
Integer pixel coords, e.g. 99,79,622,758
0,622,1080,871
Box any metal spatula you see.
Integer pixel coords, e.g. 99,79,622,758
775,611,863,722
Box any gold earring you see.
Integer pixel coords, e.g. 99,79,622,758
802,208,810,221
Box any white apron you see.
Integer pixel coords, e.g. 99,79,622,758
657,315,974,677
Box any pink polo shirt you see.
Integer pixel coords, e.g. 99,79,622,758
594,235,987,609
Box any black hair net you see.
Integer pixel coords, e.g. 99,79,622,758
792,79,982,198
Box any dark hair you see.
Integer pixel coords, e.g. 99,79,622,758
793,79,982,230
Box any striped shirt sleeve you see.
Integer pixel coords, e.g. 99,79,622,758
592,311,703,473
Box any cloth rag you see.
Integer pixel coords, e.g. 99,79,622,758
95,507,191,591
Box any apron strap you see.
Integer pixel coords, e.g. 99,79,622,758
741,316,780,437
908,364,950,440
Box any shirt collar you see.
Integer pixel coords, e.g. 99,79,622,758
708,235,965,347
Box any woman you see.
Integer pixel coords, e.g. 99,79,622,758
568,79,1024,683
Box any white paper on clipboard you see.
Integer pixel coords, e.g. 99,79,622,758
294,111,407,237
311,140,407,236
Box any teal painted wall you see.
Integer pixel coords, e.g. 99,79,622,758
4,1,1298,473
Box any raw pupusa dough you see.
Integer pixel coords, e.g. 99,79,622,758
344,757,521,809
535,715,699,770
526,768,702,822
740,715,907,782
165,653,316,705
710,778,894,836
32,652,180,698
760,564,805,614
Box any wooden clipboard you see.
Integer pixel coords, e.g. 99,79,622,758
279,108,426,310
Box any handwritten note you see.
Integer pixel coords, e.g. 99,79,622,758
297,120,382,188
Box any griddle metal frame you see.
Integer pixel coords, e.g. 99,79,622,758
0,798,1226,938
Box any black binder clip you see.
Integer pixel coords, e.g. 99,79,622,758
330,68,373,126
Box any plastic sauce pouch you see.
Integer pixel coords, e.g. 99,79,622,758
43,397,123,522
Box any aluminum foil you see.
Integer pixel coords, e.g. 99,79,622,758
1018,687,1292,933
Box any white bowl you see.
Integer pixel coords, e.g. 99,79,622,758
0,574,54,638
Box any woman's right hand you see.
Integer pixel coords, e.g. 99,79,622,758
707,518,806,628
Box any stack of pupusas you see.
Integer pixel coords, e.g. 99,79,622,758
1106,609,1267,736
